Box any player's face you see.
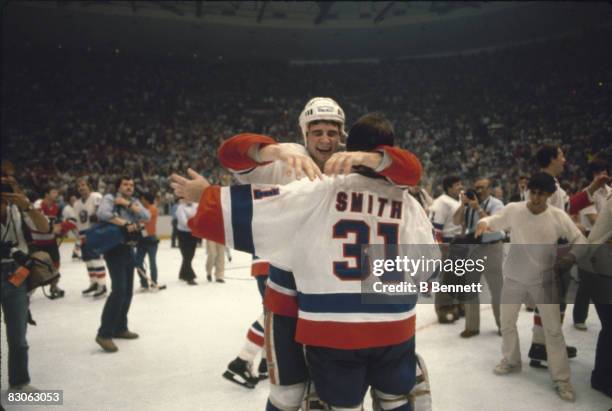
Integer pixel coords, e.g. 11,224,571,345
448,181,463,197
518,177,528,190
47,189,59,202
77,181,90,197
118,179,135,197
306,122,341,168
528,189,551,208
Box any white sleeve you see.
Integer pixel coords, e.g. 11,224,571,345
429,200,447,231
480,204,511,232
233,143,307,185
176,205,189,228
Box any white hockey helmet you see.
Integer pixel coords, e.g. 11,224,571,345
298,97,347,144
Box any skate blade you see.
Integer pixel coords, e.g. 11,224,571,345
222,371,257,389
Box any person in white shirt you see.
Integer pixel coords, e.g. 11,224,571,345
430,175,464,324
176,198,198,285
527,144,577,366
476,172,586,402
430,175,463,243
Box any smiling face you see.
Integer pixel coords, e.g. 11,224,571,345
305,121,341,169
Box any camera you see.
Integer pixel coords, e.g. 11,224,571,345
0,241,34,268
1,240,16,259
465,189,478,201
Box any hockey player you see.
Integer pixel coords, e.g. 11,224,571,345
61,194,81,260
73,178,107,298
216,97,423,406
173,112,434,411
223,256,270,387
31,185,65,299
429,175,463,323
475,172,586,402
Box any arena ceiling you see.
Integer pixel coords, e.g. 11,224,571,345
3,1,612,61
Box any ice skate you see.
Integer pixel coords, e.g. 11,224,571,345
222,357,259,389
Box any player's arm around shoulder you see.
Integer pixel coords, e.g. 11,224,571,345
217,133,278,171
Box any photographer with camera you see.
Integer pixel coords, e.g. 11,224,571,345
95,176,150,353
452,178,504,338
1,159,49,391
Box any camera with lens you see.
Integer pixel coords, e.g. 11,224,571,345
464,189,478,201
122,223,144,246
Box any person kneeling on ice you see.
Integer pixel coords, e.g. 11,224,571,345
172,112,435,411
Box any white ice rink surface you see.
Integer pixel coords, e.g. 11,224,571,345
1,241,610,411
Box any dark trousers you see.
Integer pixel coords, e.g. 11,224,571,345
177,230,197,280
135,236,159,287
1,263,30,387
97,244,135,338
572,269,590,324
171,219,178,248
305,338,416,409
593,303,612,397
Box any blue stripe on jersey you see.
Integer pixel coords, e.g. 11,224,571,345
251,320,264,333
269,266,296,290
297,292,416,314
432,222,444,231
230,185,255,254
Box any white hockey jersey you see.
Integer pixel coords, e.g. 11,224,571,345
73,192,103,232
189,174,437,349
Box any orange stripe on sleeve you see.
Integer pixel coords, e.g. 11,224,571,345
218,133,278,171
188,186,225,244
377,145,422,186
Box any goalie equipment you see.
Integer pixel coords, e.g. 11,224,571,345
371,352,431,411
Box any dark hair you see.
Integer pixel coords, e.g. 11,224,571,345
141,192,155,204
519,174,529,180
346,112,394,152
115,176,133,191
535,144,560,168
587,159,609,181
527,172,557,194
442,175,461,193
76,177,92,189
40,184,57,197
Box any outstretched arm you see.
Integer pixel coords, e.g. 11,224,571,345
218,133,322,181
